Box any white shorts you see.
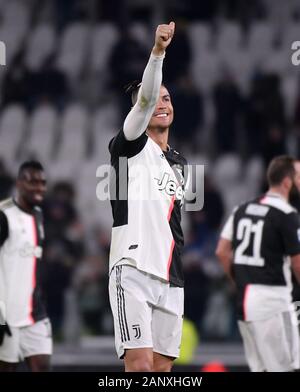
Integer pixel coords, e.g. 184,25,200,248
0,318,53,363
109,264,184,359
238,311,300,372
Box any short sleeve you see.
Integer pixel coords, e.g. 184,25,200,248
0,211,9,246
109,129,148,159
221,214,234,241
281,212,300,256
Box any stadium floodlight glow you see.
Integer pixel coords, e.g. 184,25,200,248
0,41,6,66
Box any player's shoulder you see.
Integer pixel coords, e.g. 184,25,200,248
232,197,265,217
260,194,297,215
0,197,14,212
109,128,148,158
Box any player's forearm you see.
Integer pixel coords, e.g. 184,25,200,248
215,240,234,279
139,51,165,106
123,52,164,141
292,256,300,283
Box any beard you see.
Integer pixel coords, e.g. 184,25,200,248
289,183,300,211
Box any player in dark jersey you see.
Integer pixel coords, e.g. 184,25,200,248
108,22,188,372
0,161,52,372
216,155,300,371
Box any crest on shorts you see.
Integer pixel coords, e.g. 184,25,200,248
132,324,141,339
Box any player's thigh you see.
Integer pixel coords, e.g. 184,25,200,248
109,265,154,359
20,318,53,361
254,311,299,372
0,326,20,364
238,320,265,372
152,286,184,360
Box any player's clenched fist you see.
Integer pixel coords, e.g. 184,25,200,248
153,21,175,56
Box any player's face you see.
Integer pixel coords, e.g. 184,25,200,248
17,169,47,207
289,162,300,203
148,85,174,130
293,161,300,193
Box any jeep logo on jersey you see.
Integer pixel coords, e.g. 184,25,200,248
155,172,184,200
96,159,205,211
19,243,43,258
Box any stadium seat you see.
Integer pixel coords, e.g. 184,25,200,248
76,159,113,229
216,22,243,54
57,103,89,161
219,48,256,93
2,0,30,35
281,22,300,50
187,22,212,53
129,22,151,49
0,24,25,66
191,49,221,93
92,114,116,164
212,154,242,190
244,156,264,198
47,158,79,183
281,74,299,119
90,23,119,73
25,24,56,71
261,47,290,75
248,22,275,64
0,104,27,165
25,104,58,163
56,22,90,79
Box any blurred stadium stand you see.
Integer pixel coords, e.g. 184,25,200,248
1,0,300,371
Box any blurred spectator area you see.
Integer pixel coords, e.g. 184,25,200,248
1,0,300,342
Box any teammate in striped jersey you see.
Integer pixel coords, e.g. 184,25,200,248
216,156,300,372
108,22,187,372
0,161,52,372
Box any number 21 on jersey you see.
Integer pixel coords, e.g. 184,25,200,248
234,218,265,267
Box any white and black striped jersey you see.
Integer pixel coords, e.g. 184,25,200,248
109,129,187,287
0,198,47,327
221,192,300,321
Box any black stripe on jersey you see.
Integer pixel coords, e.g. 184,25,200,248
109,130,148,228
0,210,9,246
116,266,130,342
168,200,184,287
116,267,126,342
31,207,47,323
110,156,129,227
164,149,186,288
109,129,148,159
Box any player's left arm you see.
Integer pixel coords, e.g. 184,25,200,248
282,212,300,283
216,238,233,278
291,255,300,283
216,213,234,282
123,22,175,141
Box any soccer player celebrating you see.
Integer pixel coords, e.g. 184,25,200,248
108,22,188,372
0,161,52,372
216,156,300,372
